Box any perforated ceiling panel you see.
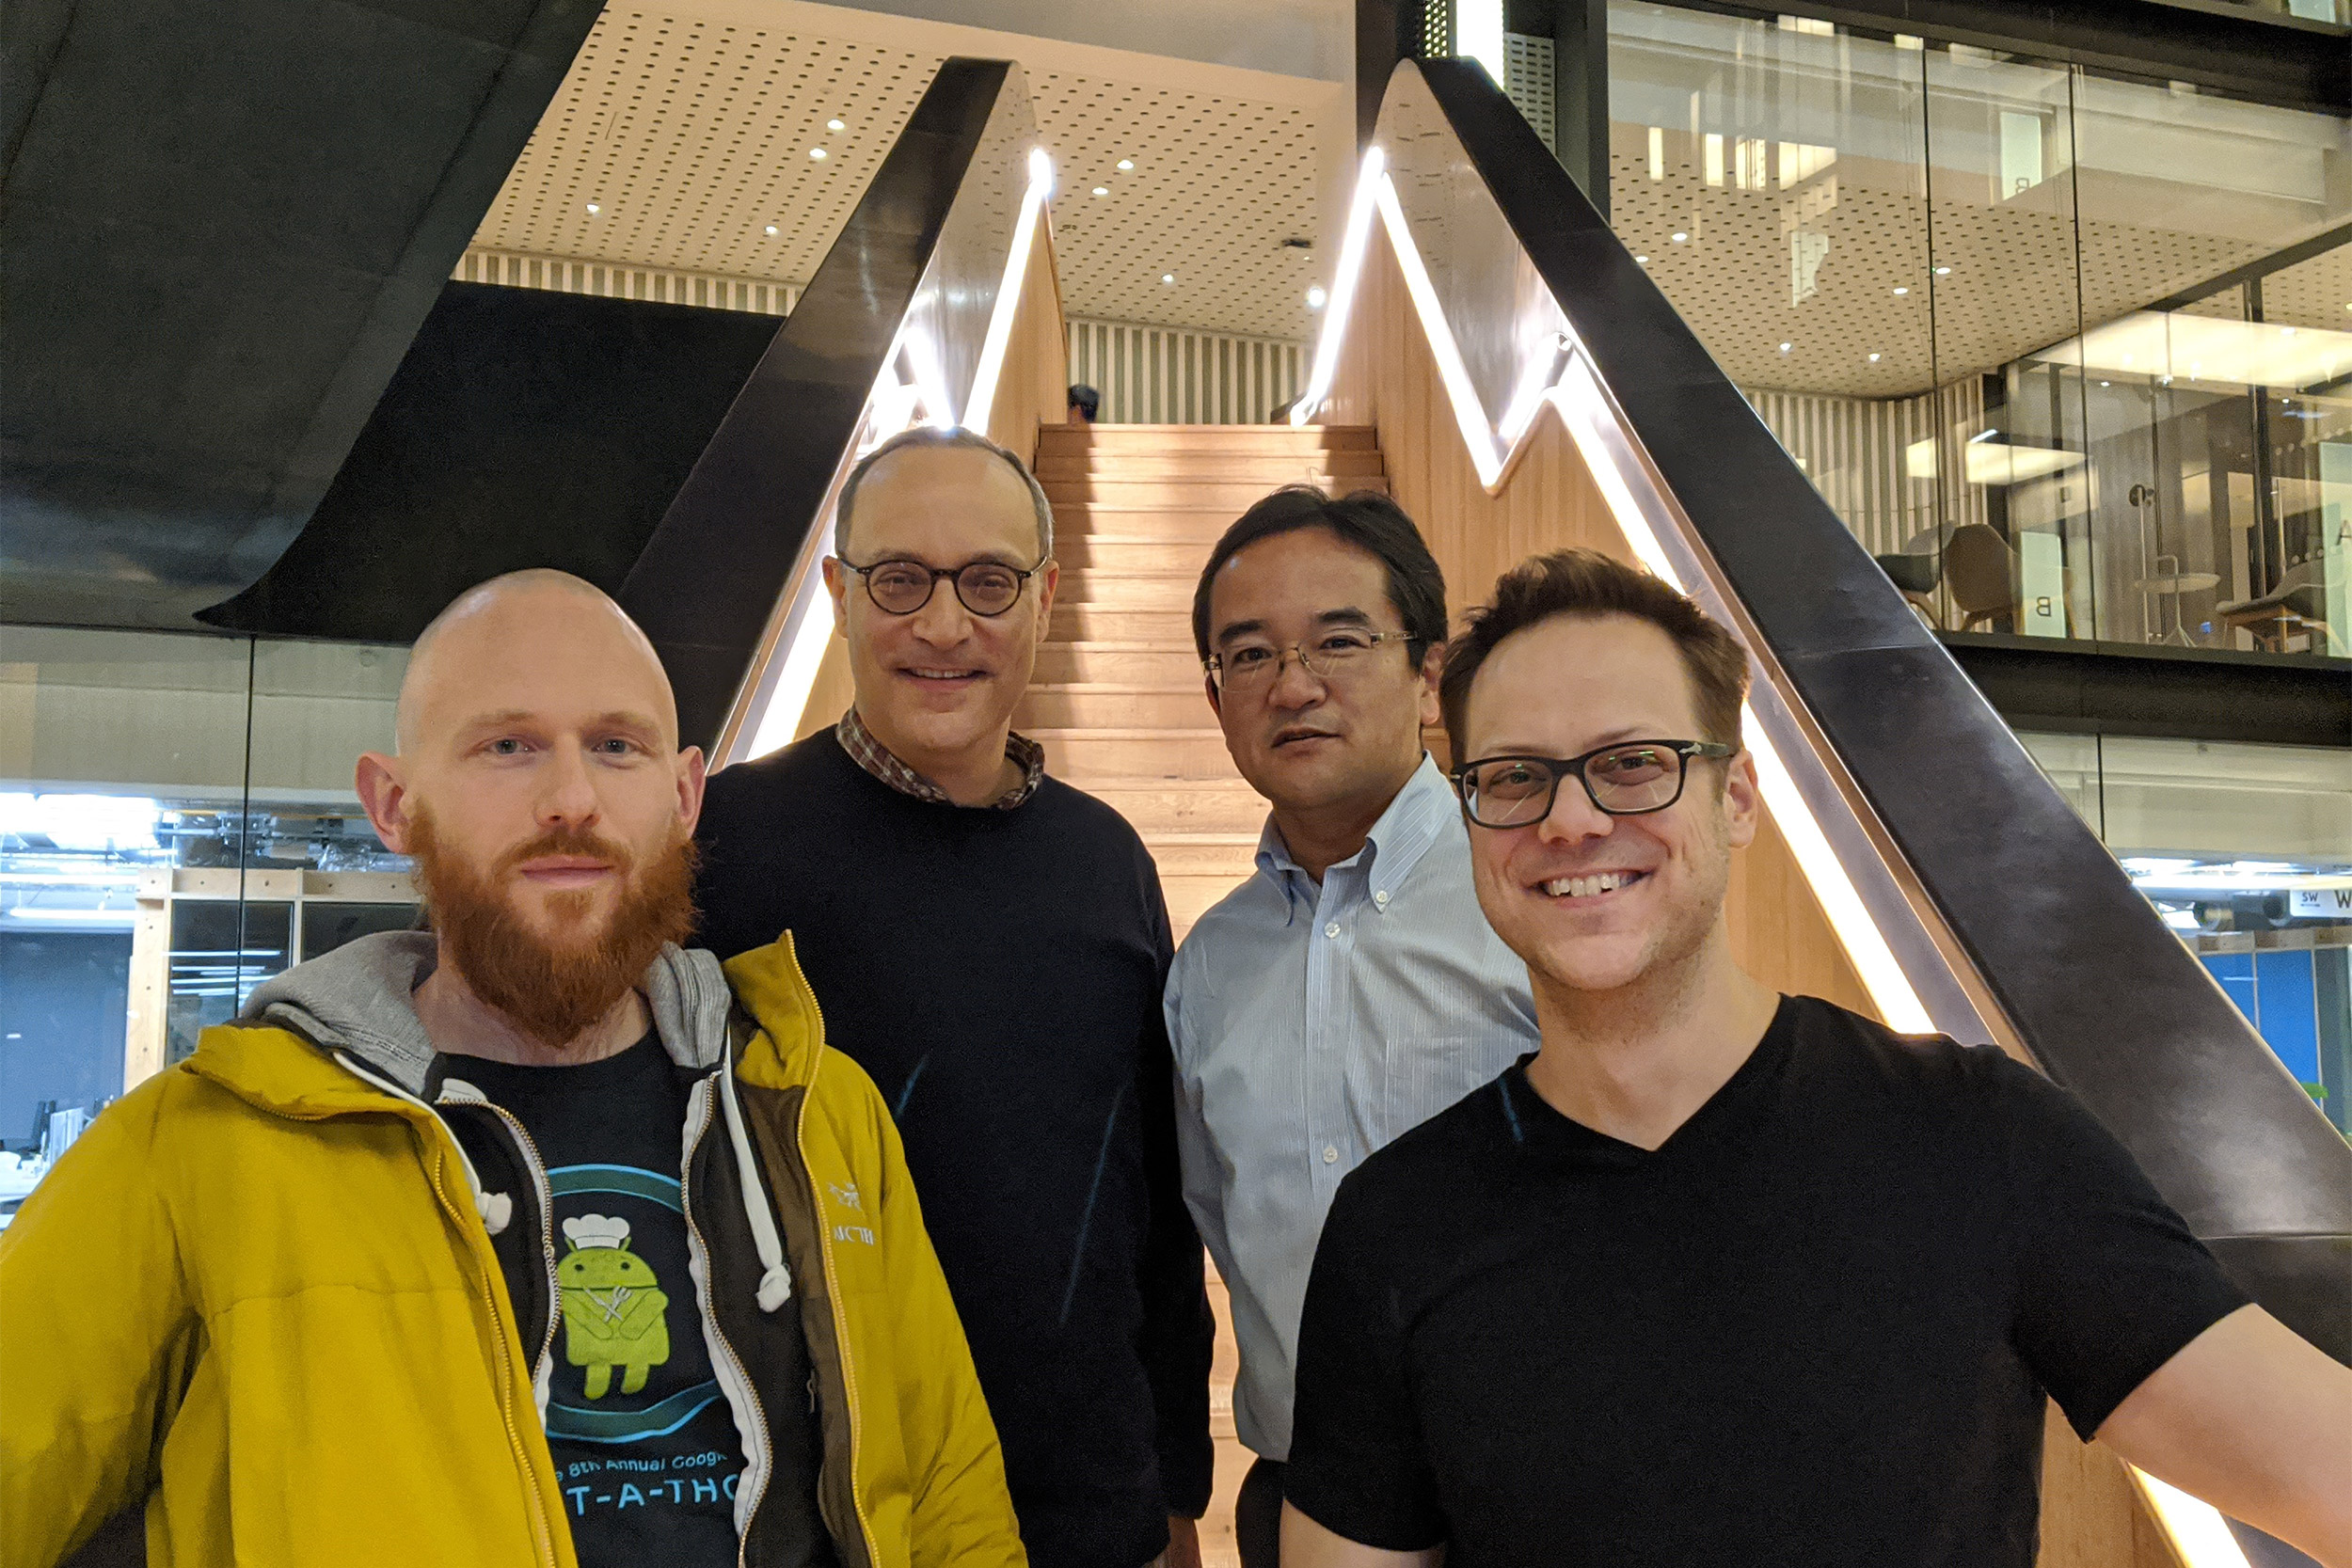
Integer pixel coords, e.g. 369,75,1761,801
473,8,1325,341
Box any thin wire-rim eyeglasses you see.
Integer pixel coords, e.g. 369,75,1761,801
836,556,1046,617
1452,739,1736,828
1203,629,1413,693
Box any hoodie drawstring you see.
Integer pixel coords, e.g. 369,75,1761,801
717,1053,793,1311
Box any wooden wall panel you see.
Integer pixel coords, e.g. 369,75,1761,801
1327,232,2180,1568
1331,240,1871,1020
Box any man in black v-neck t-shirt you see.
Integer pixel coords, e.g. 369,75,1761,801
1280,551,2352,1567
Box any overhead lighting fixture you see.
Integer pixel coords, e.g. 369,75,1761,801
1892,286,1909,295
2036,309,2352,388
764,224,779,236
1306,285,1328,309
1868,352,1882,362
1780,341,1793,353
1117,158,1135,170
584,202,601,214
1934,265,1951,276
1092,185,1109,196
1457,0,1507,86
827,118,846,131
1672,231,1689,243
1635,255,1648,264
809,147,828,160
1162,273,1176,284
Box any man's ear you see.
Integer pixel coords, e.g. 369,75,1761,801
1032,558,1060,624
1203,673,1223,721
355,752,413,854
675,745,708,834
820,555,850,636
1416,643,1444,730
1723,749,1762,850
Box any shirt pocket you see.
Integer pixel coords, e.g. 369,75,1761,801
1378,1035,1502,1146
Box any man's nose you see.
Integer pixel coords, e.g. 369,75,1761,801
1266,647,1328,708
536,744,602,828
906,578,976,645
1534,773,1615,846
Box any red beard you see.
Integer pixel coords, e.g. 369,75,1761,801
406,809,697,1050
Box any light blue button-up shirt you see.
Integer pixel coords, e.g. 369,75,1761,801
1165,755,1538,1460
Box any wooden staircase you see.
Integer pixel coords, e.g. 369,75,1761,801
1024,423,1390,940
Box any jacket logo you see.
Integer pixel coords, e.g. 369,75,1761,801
826,1180,865,1212
832,1224,877,1246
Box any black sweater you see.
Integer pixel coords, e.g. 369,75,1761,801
693,730,1215,1568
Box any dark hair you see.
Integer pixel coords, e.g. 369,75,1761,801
1067,384,1100,421
1439,548,1749,760
1191,487,1449,669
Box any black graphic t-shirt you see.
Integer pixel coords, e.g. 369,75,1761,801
444,1034,747,1568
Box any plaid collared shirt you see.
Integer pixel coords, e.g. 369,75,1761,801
835,707,1044,811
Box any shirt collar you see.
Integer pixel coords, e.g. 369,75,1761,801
1252,754,1458,915
835,707,1044,811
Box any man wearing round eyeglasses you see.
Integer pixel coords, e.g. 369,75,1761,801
1279,548,2352,1567
1167,487,1535,1568
693,426,1216,1568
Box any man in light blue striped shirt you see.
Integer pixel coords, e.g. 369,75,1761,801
1164,489,1537,1568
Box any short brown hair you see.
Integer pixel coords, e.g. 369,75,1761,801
1439,548,1749,761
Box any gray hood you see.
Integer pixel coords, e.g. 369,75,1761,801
242,929,737,1095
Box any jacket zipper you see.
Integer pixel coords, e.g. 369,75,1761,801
682,1076,774,1568
780,935,880,1563
326,1053,559,1567
440,1085,563,1391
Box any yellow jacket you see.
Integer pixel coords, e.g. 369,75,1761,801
0,933,1026,1568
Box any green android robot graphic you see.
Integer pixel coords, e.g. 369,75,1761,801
558,1214,672,1398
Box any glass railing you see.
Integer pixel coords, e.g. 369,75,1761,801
1606,2,2352,657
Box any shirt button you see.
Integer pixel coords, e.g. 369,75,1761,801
1324,922,1341,939
1322,1146,1340,1164
1374,890,1390,908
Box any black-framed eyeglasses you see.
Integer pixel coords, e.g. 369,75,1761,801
1204,628,1412,693
1453,739,1735,828
837,556,1046,617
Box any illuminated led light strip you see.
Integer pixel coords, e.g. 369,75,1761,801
962,147,1056,436
2131,1470,2253,1568
1291,147,1385,427
732,150,1057,763
1297,146,1934,1032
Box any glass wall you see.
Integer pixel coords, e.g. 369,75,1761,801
1607,4,2352,657
0,625,411,1222
2021,730,2352,1132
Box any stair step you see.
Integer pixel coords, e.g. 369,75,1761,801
1055,536,1216,575
1043,478,1389,510
1038,424,1378,455
1018,686,1219,729
1035,453,1386,483
1037,729,1238,781
1054,507,1248,543
1051,569,1200,610
1068,780,1267,834
1047,605,1193,642
1139,833,1263,877
1034,642,1205,684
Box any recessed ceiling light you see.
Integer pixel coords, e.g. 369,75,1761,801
1779,341,1793,353
828,118,846,131
1635,255,1648,264
585,202,600,214
1868,352,1883,362
1934,265,1951,276
1162,273,1176,285
1117,159,1135,170
765,224,779,236
808,148,827,160
1892,286,1909,295
1671,231,1688,243
2099,380,2110,387
1307,285,1328,309
1092,186,1109,197
2281,326,2297,337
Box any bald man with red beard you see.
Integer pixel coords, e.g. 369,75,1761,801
1,572,1027,1568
